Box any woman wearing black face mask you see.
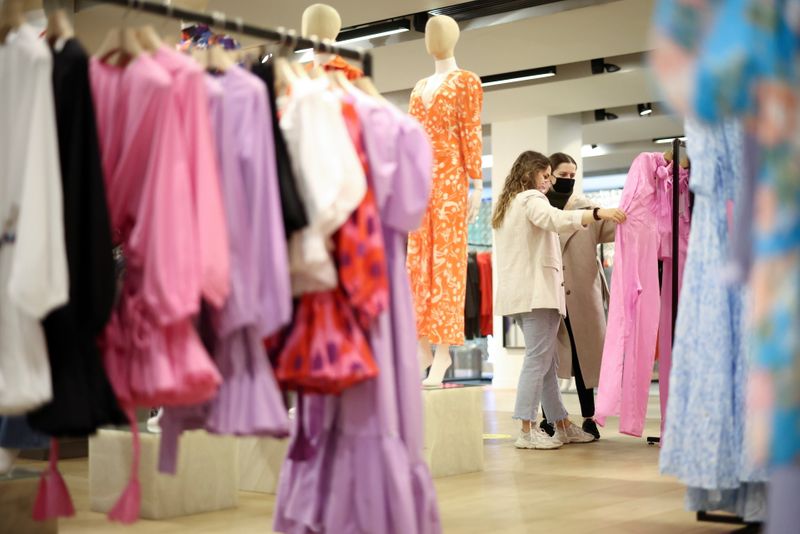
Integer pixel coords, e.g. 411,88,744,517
539,152,617,440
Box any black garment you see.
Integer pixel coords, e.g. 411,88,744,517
251,61,309,237
27,39,126,437
542,314,595,422
465,252,481,339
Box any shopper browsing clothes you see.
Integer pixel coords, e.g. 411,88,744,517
493,151,626,450
539,152,618,441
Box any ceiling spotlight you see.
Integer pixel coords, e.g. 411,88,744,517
594,109,618,121
591,58,621,74
638,103,653,116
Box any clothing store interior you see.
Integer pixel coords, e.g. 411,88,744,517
2,0,798,532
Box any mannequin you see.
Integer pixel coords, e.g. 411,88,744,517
301,4,339,68
407,15,484,386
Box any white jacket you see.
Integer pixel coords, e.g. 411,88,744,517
494,190,586,316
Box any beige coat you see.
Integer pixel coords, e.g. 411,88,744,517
494,190,585,317
555,195,616,388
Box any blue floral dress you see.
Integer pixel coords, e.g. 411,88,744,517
655,0,800,471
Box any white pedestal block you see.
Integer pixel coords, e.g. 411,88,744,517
0,468,57,534
237,436,288,494
422,386,485,478
89,428,238,519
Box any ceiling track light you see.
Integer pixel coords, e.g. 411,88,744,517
653,136,687,144
480,66,557,88
295,18,411,54
594,109,618,121
591,58,621,74
638,103,653,116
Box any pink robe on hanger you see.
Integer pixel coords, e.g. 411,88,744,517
90,52,227,523
595,152,690,438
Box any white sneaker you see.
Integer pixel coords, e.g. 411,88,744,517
554,420,595,444
515,428,563,450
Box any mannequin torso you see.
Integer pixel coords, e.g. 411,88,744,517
421,57,459,107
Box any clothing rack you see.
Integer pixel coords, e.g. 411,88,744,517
86,0,374,77
647,138,685,447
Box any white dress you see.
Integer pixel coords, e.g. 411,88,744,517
0,24,69,414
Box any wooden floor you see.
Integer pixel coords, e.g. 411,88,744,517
20,388,740,533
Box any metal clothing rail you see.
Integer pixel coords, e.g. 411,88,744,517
87,0,374,77
646,137,686,448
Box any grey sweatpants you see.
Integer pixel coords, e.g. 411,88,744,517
512,309,569,424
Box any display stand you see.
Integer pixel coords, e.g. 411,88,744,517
237,437,288,494
647,137,685,447
0,468,57,534
89,426,238,519
239,385,486,494
422,385,484,477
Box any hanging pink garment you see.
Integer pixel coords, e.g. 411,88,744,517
595,152,690,437
89,53,226,523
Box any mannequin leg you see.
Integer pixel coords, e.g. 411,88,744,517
147,407,163,433
422,343,452,387
418,337,434,376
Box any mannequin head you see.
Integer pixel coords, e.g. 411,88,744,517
301,3,341,40
492,151,552,229
425,15,459,60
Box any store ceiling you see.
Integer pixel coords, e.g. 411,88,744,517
71,0,676,174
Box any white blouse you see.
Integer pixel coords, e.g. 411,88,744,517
0,25,69,414
279,77,366,295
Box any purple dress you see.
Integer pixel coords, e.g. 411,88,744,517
159,66,291,473
273,91,439,534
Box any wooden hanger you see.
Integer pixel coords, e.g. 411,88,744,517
207,43,235,72
0,0,25,44
136,25,163,52
95,6,144,65
273,28,300,94
45,8,74,44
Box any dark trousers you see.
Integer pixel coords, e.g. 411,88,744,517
543,315,595,421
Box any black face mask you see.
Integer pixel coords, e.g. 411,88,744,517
546,178,575,209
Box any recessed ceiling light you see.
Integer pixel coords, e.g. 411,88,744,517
480,67,557,88
638,103,653,116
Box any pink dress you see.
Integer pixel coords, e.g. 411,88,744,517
595,152,690,438
90,52,228,522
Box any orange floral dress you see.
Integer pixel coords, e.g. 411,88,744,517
407,70,483,346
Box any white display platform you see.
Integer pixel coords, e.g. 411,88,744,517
422,385,485,478
237,385,486,495
0,468,57,534
89,427,238,519
237,436,288,494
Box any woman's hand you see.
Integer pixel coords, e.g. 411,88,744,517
597,208,627,223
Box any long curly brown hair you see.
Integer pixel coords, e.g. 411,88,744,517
491,151,551,229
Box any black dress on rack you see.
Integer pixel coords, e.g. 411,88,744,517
251,61,308,237
464,252,481,340
27,39,126,436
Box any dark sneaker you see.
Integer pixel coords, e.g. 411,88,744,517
582,418,600,440
539,419,555,437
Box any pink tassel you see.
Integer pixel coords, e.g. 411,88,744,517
32,439,75,521
108,407,141,524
